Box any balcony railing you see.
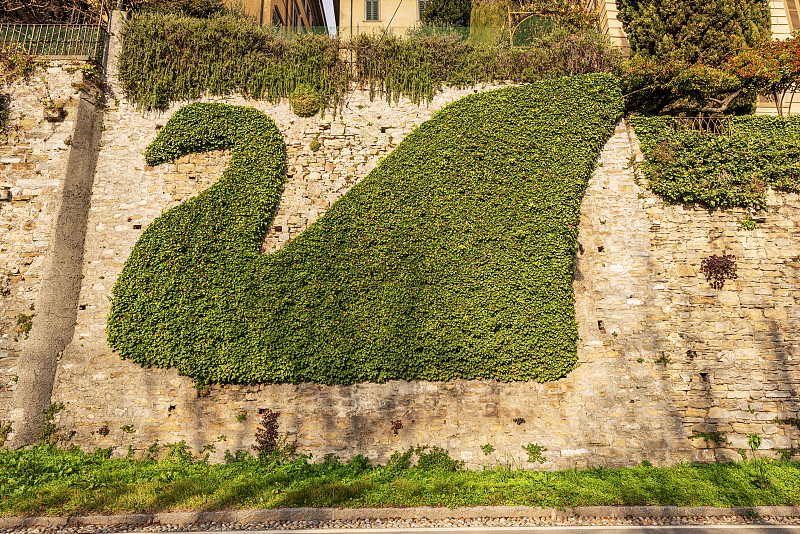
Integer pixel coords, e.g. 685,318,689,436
0,23,107,61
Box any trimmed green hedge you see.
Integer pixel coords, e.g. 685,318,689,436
108,74,623,385
630,116,800,209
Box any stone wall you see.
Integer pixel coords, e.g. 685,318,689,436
4,62,799,466
0,62,83,428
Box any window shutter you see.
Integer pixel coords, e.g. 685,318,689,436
366,0,379,21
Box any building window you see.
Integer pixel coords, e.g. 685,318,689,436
787,0,800,32
365,0,379,21
418,0,427,20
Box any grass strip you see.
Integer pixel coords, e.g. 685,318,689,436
2,445,800,516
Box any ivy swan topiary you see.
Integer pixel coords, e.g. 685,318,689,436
107,73,623,386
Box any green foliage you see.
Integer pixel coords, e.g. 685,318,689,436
415,446,464,471
40,403,65,444
2,444,800,513
481,443,495,455
630,116,800,208
289,84,320,117
748,434,762,452
118,12,347,111
353,30,619,105
616,0,771,114
118,11,619,110
616,0,770,67
130,0,225,17
739,216,758,231
15,312,34,340
515,0,598,32
689,431,728,448
107,75,622,386
421,0,472,27
523,443,547,463
309,138,321,152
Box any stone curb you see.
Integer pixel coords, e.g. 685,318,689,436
3,507,800,529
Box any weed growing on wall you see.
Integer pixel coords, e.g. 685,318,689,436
107,74,623,386
117,11,619,110
630,116,800,208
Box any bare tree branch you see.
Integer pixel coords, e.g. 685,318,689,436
700,89,742,113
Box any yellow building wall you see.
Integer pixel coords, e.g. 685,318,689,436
584,0,629,57
756,0,799,115
339,0,423,39
223,0,324,29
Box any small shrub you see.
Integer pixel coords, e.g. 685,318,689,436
290,84,320,117
15,312,34,340
700,254,737,290
309,138,321,152
415,446,464,472
523,443,547,464
481,443,495,455
739,216,758,230
252,409,296,460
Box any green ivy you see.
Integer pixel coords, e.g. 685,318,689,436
630,116,800,209
107,74,623,386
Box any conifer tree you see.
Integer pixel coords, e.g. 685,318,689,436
616,0,771,66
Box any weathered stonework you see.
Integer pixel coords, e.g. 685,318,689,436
0,62,83,426
4,59,798,466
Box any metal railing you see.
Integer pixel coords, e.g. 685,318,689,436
0,0,111,62
672,116,732,136
0,23,107,60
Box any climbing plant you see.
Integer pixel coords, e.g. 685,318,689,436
107,74,623,386
630,116,800,208
118,10,619,110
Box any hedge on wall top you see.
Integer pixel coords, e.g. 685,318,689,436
631,116,800,209
107,74,623,386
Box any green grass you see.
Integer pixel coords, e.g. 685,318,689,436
2,444,800,516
